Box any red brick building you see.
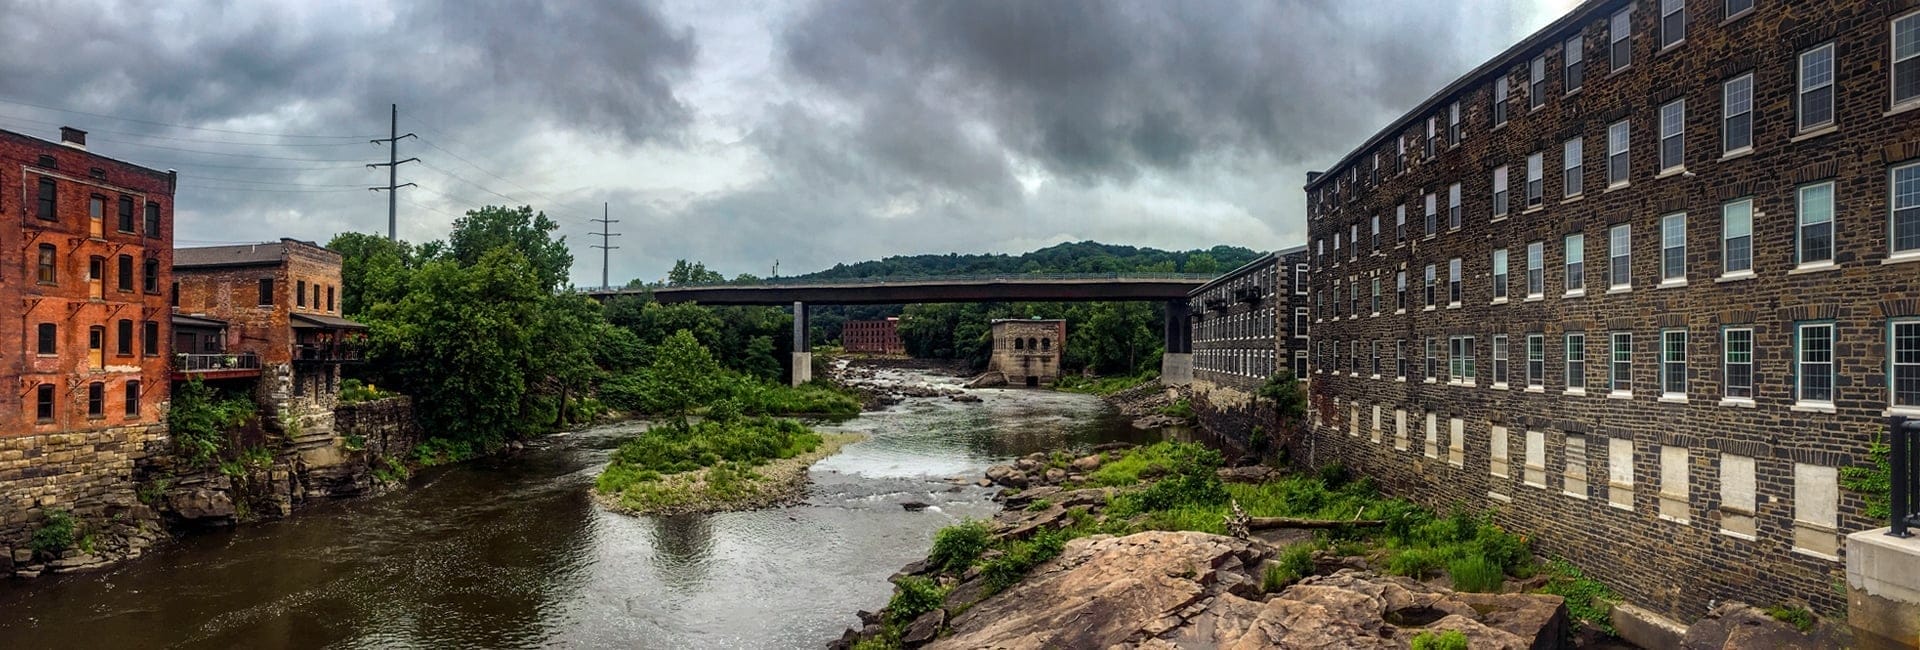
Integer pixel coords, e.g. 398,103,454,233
842,318,905,355
172,239,364,409
2,127,174,437
1303,0,1920,619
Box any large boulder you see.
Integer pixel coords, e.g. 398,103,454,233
165,487,236,522
1681,602,1829,649
930,531,1567,650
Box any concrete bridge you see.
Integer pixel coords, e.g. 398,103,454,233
582,274,1207,386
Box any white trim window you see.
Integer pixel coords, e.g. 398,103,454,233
1295,264,1309,295
1724,327,1753,399
1798,181,1835,267
1527,334,1545,389
1448,258,1463,306
1371,214,1382,251
1661,329,1687,398
1293,350,1308,381
1493,165,1510,218
1893,163,1920,255
1396,269,1407,311
1897,10,1920,109
1449,183,1463,230
1564,137,1584,197
1426,117,1438,159
1371,277,1382,314
1397,137,1407,174
1526,152,1544,207
1449,101,1463,145
1493,334,1511,386
1424,264,1437,308
1396,339,1407,379
1611,332,1633,395
1526,241,1545,298
1565,233,1585,293
1608,120,1631,186
1610,7,1633,72
1566,333,1587,391
1396,204,1407,242
1610,223,1632,289
1495,76,1510,127
1723,73,1753,154
1894,319,1920,409
1350,223,1360,260
1293,307,1308,339
1450,335,1477,384
1530,55,1547,110
1492,248,1510,301
1565,34,1584,92
1427,337,1439,380
1726,0,1754,20
1798,43,1836,132
1722,198,1753,275
1659,99,1685,172
1796,323,1834,404
1425,192,1438,236
1661,213,1687,283
1659,0,1685,49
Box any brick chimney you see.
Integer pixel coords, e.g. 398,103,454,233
59,127,87,150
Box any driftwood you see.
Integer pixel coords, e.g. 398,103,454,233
1246,516,1386,530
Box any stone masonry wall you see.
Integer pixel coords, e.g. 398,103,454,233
0,424,167,576
1301,0,1916,620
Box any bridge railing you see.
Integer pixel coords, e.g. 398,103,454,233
577,272,1218,294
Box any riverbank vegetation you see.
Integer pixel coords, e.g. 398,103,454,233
594,412,858,515
1051,373,1153,396
856,442,1623,647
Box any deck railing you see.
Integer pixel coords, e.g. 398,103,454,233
1890,415,1920,538
174,352,261,373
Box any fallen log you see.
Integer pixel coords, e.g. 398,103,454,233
1246,516,1386,530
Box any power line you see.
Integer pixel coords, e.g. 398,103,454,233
368,104,418,241
0,96,379,139
0,111,368,146
79,137,372,162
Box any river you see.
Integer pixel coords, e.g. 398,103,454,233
0,369,1171,649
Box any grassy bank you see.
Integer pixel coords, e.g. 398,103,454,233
593,415,860,516
1051,374,1152,396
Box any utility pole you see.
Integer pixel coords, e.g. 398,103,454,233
589,202,621,289
368,103,418,241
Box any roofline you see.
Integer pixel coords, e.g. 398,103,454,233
1192,251,1279,294
1303,0,1620,192
0,128,177,183
172,260,282,270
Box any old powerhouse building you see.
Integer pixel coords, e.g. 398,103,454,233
1187,247,1310,448
1303,0,1919,618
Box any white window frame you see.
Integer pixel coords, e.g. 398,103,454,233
1723,73,1753,156
1495,76,1510,127
1564,34,1584,93
1798,43,1836,132
1448,258,1462,306
1295,264,1309,295
1564,137,1584,197
1796,323,1835,406
1448,183,1462,230
1424,264,1437,309
1526,152,1544,207
1424,193,1438,236
1608,120,1631,187
1893,318,1920,410
1659,0,1686,50
1659,98,1685,173
1609,223,1632,290
1395,204,1407,242
1449,101,1462,145
1897,10,1920,110
1797,181,1835,268
1723,327,1753,402
1527,333,1545,389
1492,334,1510,388
1660,212,1687,284
1565,233,1585,295
1893,162,1920,257
1610,332,1633,397
1566,333,1587,392
1294,307,1309,340
1530,55,1547,110
1492,248,1509,302
1610,7,1633,72
1450,335,1477,384
1660,329,1687,400
1395,269,1407,312
1526,241,1544,299
1493,165,1510,218
1722,198,1753,277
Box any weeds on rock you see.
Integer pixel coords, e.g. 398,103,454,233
1765,604,1816,633
29,509,79,558
1409,629,1469,650
888,576,949,623
1538,559,1617,634
1264,544,1316,591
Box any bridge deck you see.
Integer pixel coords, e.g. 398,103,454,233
587,274,1212,306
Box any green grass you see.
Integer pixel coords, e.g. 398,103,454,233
1447,554,1506,592
1264,544,1315,591
1765,604,1815,633
1052,374,1153,396
1410,629,1469,650
928,519,992,572
1158,398,1195,420
596,417,822,489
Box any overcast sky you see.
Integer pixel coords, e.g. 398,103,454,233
0,0,1579,285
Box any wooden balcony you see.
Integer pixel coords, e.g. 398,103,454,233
172,352,262,381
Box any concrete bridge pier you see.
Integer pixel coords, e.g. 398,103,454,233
1161,299,1193,386
791,301,812,387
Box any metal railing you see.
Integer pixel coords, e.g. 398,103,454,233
294,343,366,363
174,352,261,373
1890,415,1920,538
577,272,1219,293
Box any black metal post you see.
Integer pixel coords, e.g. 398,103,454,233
1893,415,1914,538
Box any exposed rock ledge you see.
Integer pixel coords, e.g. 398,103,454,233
925,530,1566,649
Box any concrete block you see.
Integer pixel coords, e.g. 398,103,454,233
1846,529,1920,649
1610,603,1687,650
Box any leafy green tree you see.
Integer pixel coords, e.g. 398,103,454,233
667,259,725,286
446,205,573,292
639,329,723,420
528,294,608,427
327,232,415,316
1184,253,1221,275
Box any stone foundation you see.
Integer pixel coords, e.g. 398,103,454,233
0,424,169,576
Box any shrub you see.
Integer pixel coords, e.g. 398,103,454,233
1538,560,1617,634
1410,629,1469,650
1158,398,1195,421
1264,544,1316,591
981,527,1070,594
1765,604,1815,633
167,378,258,468
1387,548,1442,578
338,379,398,404
928,520,992,572
887,576,948,623
1448,554,1505,593
29,509,78,558
596,417,825,496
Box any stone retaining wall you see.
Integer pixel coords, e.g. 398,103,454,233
0,424,167,576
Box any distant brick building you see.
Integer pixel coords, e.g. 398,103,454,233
172,239,365,410
0,126,174,561
842,318,905,355
1187,247,1309,451
1302,0,1920,618
989,319,1065,387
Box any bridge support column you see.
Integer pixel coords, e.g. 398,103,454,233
1161,299,1193,386
791,301,812,387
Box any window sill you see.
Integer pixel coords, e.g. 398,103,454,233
1719,397,1757,408
1608,390,1633,400
1657,39,1686,55
1491,214,1509,223
1371,311,1380,318
1492,382,1509,391
1349,372,1360,378
1561,194,1583,204
1524,295,1544,302
1565,387,1587,396
1657,514,1690,525
1525,386,1545,393
1655,166,1687,179
1721,8,1754,24
1787,262,1838,276
1791,548,1841,563
1882,251,1920,266
1790,402,1836,414
1491,297,1510,305
1608,502,1633,512
1606,286,1631,295
1719,148,1754,162
1425,378,1437,384
1790,124,1839,143
1369,374,1381,380
1885,406,1920,418
1658,278,1688,289
1564,289,1586,298
1423,306,1436,312
1720,529,1758,542
1395,308,1407,315
1564,491,1590,501
1423,234,1437,242
1446,304,1461,310
1523,205,1543,215
1715,271,1755,283
1887,101,1920,118
1605,181,1630,193
1395,376,1407,383
1658,394,1688,404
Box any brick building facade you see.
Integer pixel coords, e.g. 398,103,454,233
1302,0,1920,618
173,239,365,411
842,318,905,355
1187,248,1311,452
0,126,174,562
988,319,1066,387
